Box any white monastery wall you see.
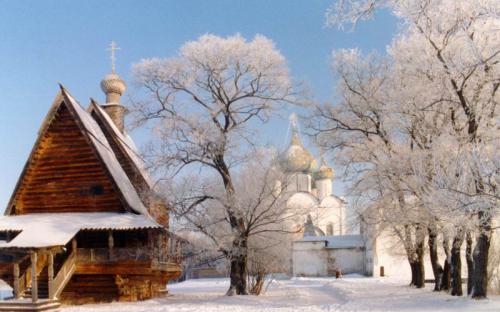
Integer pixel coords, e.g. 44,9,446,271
371,229,470,279
292,241,328,276
292,241,365,276
328,248,365,274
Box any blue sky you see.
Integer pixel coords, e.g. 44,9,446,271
0,1,397,210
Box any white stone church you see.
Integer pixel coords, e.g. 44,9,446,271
277,117,429,279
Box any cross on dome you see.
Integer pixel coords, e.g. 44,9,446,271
100,41,127,131
106,41,121,73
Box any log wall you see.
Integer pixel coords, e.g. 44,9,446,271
59,271,174,304
12,103,124,214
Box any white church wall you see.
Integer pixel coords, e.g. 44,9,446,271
285,192,317,230
286,173,312,193
313,210,339,236
326,248,365,274
315,178,332,200
292,241,328,276
371,229,470,279
372,232,412,277
292,239,366,276
315,197,345,236
287,192,316,212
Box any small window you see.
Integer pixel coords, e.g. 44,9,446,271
90,185,104,195
326,223,334,236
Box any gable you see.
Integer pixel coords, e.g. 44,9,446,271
6,87,149,216
9,102,124,214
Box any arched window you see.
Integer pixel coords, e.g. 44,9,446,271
326,223,334,236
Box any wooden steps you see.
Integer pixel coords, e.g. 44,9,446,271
21,265,49,299
0,299,60,311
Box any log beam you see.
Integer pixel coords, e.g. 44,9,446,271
108,231,114,261
48,252,54,299
31,251,38,303
13,263,20,299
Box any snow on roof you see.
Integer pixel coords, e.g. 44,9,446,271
297,234,365,249
90,102,154,189
0,212,161,248
61,89,149,215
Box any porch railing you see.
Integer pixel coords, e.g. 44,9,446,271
76,247,182,264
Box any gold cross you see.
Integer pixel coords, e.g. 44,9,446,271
106,41,121,73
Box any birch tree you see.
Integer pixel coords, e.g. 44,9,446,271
131,34,298,295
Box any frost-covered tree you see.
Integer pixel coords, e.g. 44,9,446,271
309,49,429,288
390,0,499,298
317,0,499,297
165,151,307,296
131,34,299,295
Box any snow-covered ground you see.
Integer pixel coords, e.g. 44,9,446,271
61,276,500,312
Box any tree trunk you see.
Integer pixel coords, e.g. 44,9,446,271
249,271,266,295
409,259,425,288
410,261,417,286
466,232,474,296
226,235,249,296
471,212,492,299
401,224,425,288
407,227,425,289
214,154,249,296
450,230,465,296
428,227,443,291
441,235,451,291
415,234,425,288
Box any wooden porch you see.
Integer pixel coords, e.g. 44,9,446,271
0,231,184,308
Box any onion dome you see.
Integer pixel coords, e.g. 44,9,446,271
100,73,126,103
279,132,316,173
100,42,127,133
316,162,334,180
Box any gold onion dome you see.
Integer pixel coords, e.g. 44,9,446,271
316,164,334,180
315,155,334,180
100,73,126,98
279,132,316,173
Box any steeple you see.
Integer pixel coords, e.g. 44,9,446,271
100,41,127,133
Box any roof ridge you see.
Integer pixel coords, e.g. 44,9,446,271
88,99,155,189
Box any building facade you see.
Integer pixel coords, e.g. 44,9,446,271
278,117,347,238
280,116,427,279
0,68,183,310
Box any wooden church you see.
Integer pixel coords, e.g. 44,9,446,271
0,63,182,310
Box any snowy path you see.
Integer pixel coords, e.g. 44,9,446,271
62,276,500,312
